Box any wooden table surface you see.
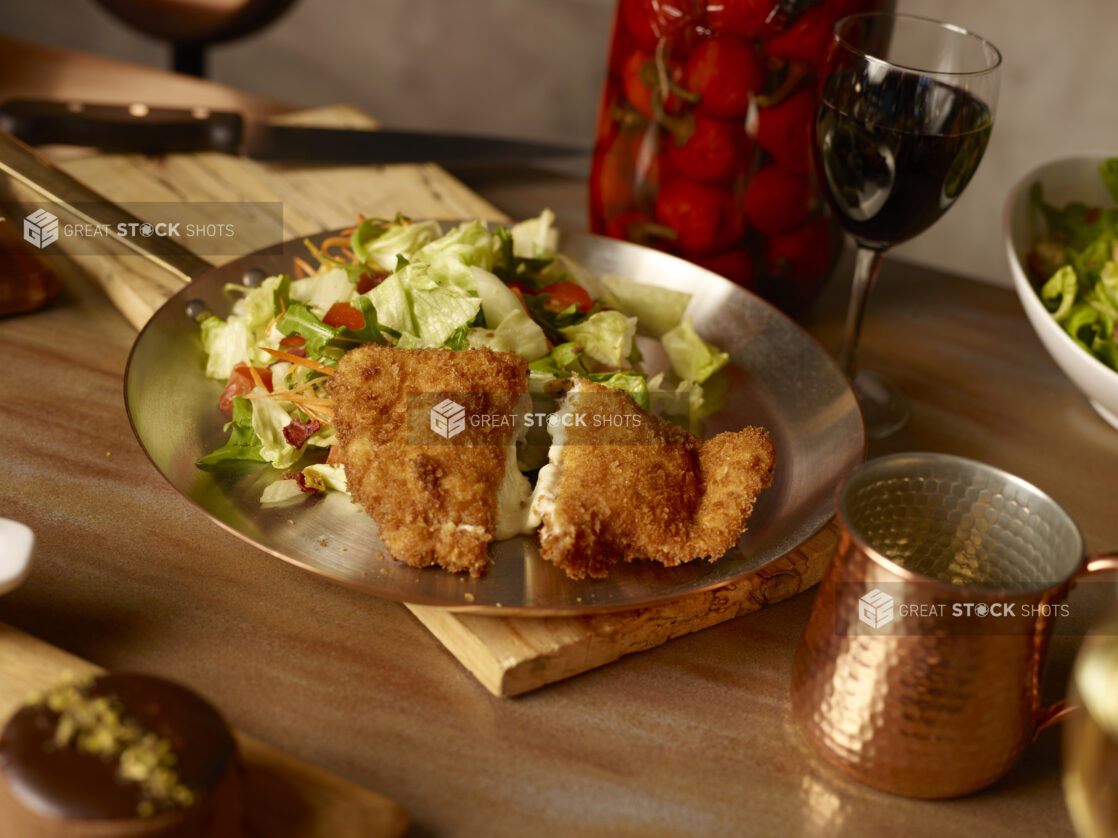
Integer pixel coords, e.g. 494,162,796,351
2,35,1117,838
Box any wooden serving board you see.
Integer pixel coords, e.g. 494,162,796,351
0,621,408,837
412,522,837,696
0,105,836,697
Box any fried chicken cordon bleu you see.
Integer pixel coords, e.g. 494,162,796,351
529,376,775,579
328,344,533,577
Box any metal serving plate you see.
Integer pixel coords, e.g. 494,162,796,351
125,227,864,615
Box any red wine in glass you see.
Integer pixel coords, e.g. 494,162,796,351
816,74,993,247
814,14,1001,438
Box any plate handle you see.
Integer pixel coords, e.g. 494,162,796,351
0,130,213,284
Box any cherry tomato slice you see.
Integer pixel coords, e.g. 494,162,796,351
540,281,593,312
219,363,273,416
322,301,365,330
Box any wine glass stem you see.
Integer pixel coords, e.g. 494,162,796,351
838,245,886,378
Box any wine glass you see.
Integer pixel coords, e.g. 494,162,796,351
814,13,1002,437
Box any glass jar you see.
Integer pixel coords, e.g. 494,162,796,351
589,0,893,313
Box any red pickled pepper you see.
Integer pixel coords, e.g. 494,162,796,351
707,0,787,40
589,131,641,229
621,0,693,52
763,5,843,71
622,50,688,120
764,214,833,281
683,36,762,119
654,178,738,255
667,113,751,184
743,163,815,235
747,88,815,175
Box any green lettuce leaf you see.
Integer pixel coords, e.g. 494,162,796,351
401,263,483,346
586,370,650,410
599,272,691,338
356,219,443,271
196,396,268,469
472,266,523,328
201,274,293,378
200,316,254,381
290,267,355,318
276,303,339,358
559,310,637,368
492,309,549,359
366,273,415,337
251,396,302,470
415,220,494,289
661,316,729,383
510,209,558,259
1041,265,1079,321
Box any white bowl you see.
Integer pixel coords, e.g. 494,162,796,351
1004,154,1118,430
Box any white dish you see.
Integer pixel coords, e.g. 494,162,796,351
0,519,33,595
1004,154,1118,430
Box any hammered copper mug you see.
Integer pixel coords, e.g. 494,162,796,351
791,452,1118,799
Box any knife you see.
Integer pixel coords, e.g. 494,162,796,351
0,99,589,165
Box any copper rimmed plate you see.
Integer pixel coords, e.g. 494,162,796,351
125,227,864,615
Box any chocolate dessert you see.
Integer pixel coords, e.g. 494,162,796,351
0,673,242,837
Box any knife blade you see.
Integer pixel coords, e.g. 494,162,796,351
0,99,589,165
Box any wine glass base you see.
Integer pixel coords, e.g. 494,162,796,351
851,369,910,439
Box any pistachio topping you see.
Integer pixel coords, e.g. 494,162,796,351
28,674,196,816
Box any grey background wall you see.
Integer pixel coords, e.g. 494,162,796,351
2,0,1114,287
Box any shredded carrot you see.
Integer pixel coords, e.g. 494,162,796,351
271,377,324,396
510,286,531,315
243,390,332,405
290,255,317,279
320,236,356,263
260,347,335,375
243,390,334,424
284,396,334,406
300,404,334,423
247,365,268,392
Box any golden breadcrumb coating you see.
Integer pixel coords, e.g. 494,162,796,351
535,378,775,579
328,345,528,577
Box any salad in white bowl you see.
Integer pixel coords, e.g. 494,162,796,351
1005,154,1118,430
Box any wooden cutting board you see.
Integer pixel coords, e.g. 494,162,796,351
0,105,836,697
0,621,408,837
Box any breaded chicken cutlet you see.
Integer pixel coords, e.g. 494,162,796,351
328,345,532,577
529,377,775,579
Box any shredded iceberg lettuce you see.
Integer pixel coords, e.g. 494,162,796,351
559,310,638,369
661,316,729,384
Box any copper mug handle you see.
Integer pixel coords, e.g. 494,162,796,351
1033,551,1118,735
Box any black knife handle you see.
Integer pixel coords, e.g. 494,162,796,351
0,99,243,154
